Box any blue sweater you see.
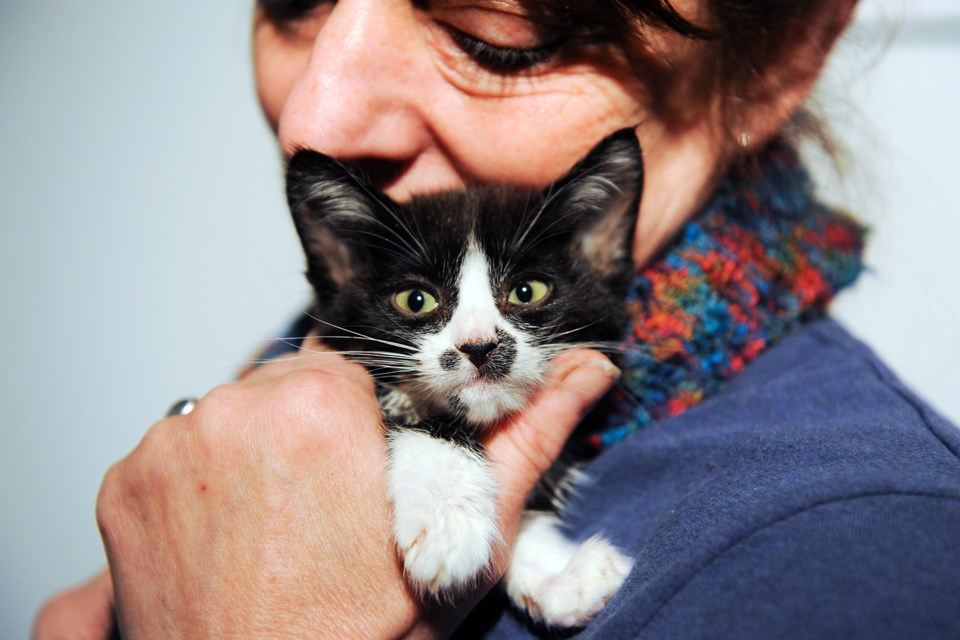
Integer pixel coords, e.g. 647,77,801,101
460,318,960,638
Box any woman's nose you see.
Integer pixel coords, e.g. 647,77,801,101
277,0,443,194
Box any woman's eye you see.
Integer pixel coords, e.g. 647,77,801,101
258,0,326,24
444,25,565,74
393,288,440,317
508,280,550,306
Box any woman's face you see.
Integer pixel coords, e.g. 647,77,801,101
253,0,728,265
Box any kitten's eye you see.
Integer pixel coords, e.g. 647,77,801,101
508,280,550,306
393,288,440,317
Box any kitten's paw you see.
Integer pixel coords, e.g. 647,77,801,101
529,536,633,627
395,499,498,596
506,513,633,628
387,429,499,596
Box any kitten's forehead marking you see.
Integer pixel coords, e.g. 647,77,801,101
449,239,501,345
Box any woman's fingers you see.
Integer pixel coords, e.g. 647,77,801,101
32,570,115,640
95,341,424,639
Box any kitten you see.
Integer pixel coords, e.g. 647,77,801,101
286,129,642,627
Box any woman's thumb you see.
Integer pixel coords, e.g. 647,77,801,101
485,349,620,523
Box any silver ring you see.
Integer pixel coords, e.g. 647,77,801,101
166,398,198,417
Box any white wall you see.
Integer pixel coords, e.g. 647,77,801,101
1,2,958,637
0,3,307,636
822,2,960,423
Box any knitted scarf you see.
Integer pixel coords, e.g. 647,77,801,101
248,141,865,452
589,141,865,451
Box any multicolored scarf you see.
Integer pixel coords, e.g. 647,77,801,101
247,141,865,452
589,141,865,451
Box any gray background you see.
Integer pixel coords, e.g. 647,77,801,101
2,1,959,637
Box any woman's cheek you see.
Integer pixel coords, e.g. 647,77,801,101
435,75,647,187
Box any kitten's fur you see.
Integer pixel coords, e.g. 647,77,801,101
286,129,642,627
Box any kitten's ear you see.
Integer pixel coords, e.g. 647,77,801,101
286,150,384,293
549,128,643,277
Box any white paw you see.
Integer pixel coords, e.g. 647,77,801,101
387,429,499,596
528,536,633,627
506,513,633,628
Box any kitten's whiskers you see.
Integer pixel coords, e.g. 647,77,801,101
303,312,418,352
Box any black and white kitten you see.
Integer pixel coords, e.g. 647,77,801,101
286,129,642,627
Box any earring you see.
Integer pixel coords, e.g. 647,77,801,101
737,131,751,148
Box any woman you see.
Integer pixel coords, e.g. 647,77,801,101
35,0,960,638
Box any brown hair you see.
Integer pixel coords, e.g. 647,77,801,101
596,0,852,149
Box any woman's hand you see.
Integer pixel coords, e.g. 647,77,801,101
80,337,618,639
32,570,115,640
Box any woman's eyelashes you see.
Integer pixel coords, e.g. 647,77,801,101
258,0,326,24
443,24,566,74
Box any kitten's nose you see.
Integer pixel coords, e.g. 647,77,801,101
458,341,498,367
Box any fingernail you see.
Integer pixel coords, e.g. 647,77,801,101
564,357,620,381
560,357,621,400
